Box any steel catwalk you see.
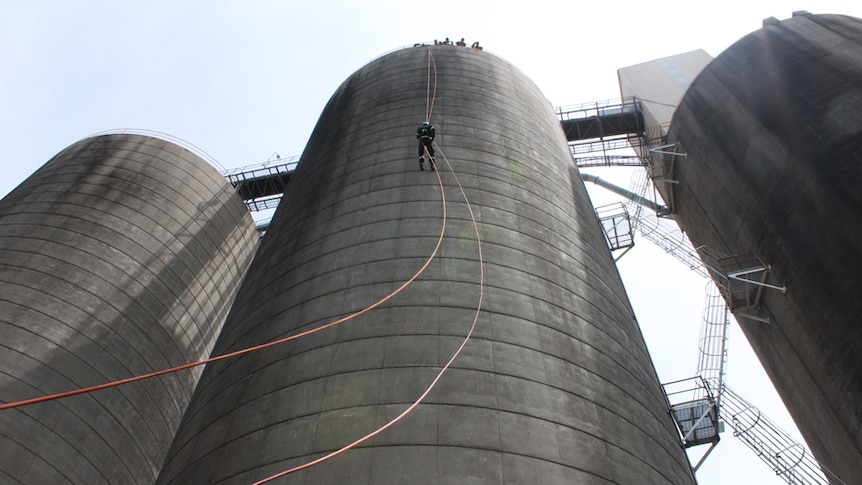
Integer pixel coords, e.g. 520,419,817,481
157,45,695,484
0,134,259,484
664,13,862,483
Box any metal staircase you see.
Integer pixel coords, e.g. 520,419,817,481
571,100,839,484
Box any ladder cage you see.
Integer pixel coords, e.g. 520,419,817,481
714,381,839,484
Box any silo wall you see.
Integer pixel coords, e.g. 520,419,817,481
665,13,862,483
158,45,695,484
0,134,260,483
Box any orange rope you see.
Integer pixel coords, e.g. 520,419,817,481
253,47,484,484
2,45,476,485
426,49,438,122
253,145,484,484
421,48,439,167
425,50,432,120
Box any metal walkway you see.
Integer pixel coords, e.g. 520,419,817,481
558,98,646,168
223,155,299,212
557,98,644,142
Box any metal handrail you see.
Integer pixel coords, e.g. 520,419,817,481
555,97,641,121
86,128,226,172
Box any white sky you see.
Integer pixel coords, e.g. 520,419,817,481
2,2,859,483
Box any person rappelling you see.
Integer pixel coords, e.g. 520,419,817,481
417,121,436,171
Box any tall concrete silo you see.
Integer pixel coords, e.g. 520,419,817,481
0,134,259,483
157,45,695,484
660,13,862,483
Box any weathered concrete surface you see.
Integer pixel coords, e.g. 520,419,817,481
158,46,694,484
665,13,862,483
0,134,259,484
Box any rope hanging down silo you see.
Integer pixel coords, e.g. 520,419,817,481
426,48,437,122
2,46,485,485
0,51,452,413
253,47,486,483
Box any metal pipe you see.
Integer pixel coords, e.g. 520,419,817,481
580,172,667,213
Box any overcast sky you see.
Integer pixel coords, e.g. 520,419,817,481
2,2,860,483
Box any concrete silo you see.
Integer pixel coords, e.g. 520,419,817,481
660,13,862,483
0,134,259,483
157,45,695,484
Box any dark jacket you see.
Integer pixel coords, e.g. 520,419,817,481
417,124,435,140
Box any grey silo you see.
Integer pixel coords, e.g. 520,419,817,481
157,46,695,484
0,134,259,484
662,13,862,483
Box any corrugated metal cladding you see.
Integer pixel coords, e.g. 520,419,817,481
0,134,259,484
666,13,862,483
157,46,695,484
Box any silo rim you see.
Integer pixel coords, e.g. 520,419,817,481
85,128,226,172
